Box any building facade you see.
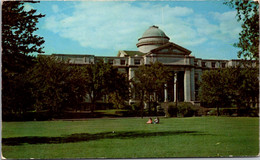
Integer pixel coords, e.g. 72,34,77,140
53,25,251,104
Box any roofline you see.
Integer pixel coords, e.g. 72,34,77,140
202,59,233,61
95,56,127,59
138,36,170,41
52,53,94,56
147,42,192,55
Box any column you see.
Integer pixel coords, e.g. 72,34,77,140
129,67,135,80
129,67,135,104
198,69,202,82
164,83,168,102
191,68,195,101
174,72,177,102
184,69,191,102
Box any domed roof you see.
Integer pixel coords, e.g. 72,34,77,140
140,25,169,40
136,25,170,53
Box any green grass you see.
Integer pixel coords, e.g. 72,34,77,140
2,117,259,158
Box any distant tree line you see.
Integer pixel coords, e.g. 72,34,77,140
3,55,130,120
2,1,259,121
2,1,130,120
199,63,259,116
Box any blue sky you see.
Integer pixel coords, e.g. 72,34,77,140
26,1,242,60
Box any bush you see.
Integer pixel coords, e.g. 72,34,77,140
177,102,198,117
168,104,178,117
248,108,259,117
221,108,237,116
120,103,143,117
167,102,198,117
207,109,217,116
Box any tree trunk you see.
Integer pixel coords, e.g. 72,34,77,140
90,101,95,113
140,91,144,118
148,100,151,116
217,106,220,116
154,102,157,116
89,94,95,114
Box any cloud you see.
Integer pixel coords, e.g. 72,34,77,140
212,11,241,41
23,3,34,11
52,5,59,13
44,2,197,50
43,2,241,53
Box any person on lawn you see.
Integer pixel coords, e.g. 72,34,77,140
154,117,159,124
146,118,153,124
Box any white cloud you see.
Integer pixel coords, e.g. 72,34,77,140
23,3,34,11
43,2,240,52
52,5,59,13
211,11,241,41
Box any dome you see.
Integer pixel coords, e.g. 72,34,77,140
141,25,169,39
136,25,170,53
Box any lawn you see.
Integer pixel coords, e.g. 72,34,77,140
2,116,259,159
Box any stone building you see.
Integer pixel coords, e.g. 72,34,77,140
52,25,250,104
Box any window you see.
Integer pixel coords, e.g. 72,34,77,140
211,62,215,68
108,59,114,65
120,60,125,65
194,61,198,66
134,59,140,65
222,63,226,68
202,62,206,67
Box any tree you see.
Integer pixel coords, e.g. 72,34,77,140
64,65,88,112
2,1,45,118
2,70,35,117
198,69,231,116
83,61,129,113
199,65,259,116
133,61,172,116
225,0,259,59
2,1,45,73
236,66,259,115
108,72,130,109
27,56,87,117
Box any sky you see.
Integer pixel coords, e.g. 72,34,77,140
26,0,242,60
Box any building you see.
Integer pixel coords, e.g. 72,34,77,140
52,25,253,104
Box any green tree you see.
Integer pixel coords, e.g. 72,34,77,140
108,72,130,109
2,71,35,117
199,65,259,116
198,69,231,116
64,65,88,112
28,56,87,117
225,0,259,59
83,61,129,113
133,61,172,116
2,1,45,118
237,66,259,114
2,1,45,73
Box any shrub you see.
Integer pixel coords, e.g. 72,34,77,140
207,109,217,116
177,102,198,117
221,108,237,116
248,108,259,117
168,104,178,117
167,102,198,117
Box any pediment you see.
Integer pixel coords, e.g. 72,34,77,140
147,42,191,56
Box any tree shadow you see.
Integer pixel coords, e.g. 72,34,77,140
2,130,210,146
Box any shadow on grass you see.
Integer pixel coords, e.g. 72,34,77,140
3,130,210,146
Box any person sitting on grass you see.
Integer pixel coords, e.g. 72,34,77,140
146,118,153,124
153,117,159,124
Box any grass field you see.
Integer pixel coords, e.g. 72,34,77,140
2,116,259,158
